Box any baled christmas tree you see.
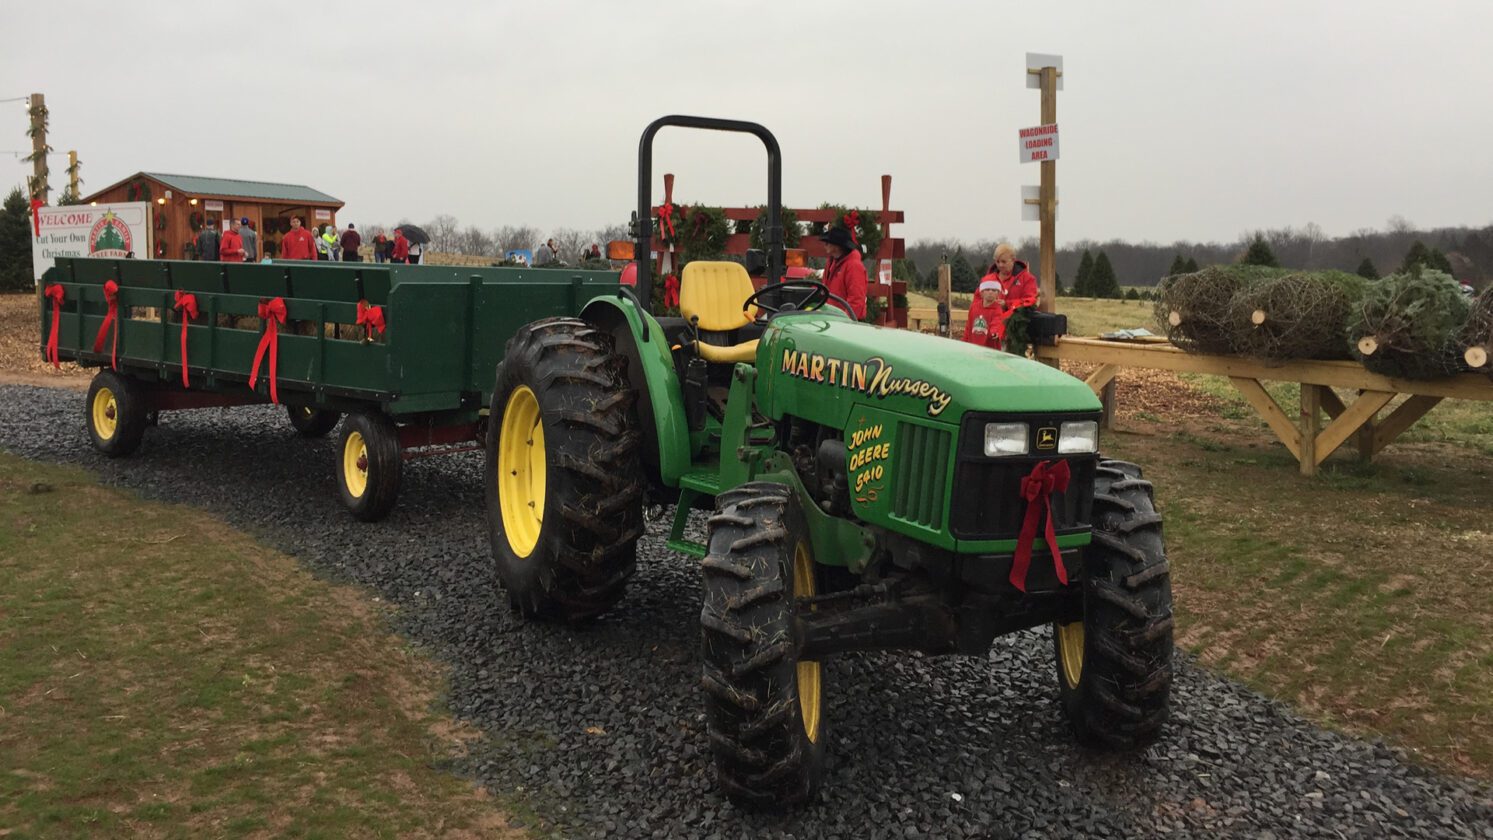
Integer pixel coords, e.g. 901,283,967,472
1348,269,1471,380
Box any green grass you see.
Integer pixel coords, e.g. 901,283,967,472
1103,429,1493,778
0,454,518,837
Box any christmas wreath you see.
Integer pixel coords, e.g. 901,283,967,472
654,201,685,247
677,205,730,262
748,205,802,251
126,180,152,203
810,204,883,260
189,212,204,232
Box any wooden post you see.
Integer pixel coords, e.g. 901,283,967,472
1299,384,1322,476
937,257,952,337
1100,379,1117,431
67,150,79,198
28,93,48,203
1038,67,1057,315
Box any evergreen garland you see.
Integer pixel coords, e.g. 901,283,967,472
748,205,802,250
809,203,884,259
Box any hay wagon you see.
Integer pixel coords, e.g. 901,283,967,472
38,256,621,519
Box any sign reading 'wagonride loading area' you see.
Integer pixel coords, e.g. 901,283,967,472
1018,123,1059,163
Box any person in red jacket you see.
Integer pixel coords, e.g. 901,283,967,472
391,228,410,263
986,243,1039,308
963,278,1006,349
279,216,317,260
219,224,245,262
818,226,867,320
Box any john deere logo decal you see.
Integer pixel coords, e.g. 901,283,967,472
1037,427,1057,450
780,349,952,417
88,211,132,258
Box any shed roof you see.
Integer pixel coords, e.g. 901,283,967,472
83,172,342,206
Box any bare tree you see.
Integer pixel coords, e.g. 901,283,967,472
552,227,590,263
493,225,542,255
455,225,495,256
424,214,461,252
591,223,628,250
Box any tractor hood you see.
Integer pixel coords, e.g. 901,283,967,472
754,313,1100,428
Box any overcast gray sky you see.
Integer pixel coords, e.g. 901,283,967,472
5,1,1490,246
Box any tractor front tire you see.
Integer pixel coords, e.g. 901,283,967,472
1054,458,1173,750
336,412,402,522
484,317,644,623
288,405,341,438
701,483,826,809
86,370,148,457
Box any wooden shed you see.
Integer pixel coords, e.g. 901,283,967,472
81,172,343,260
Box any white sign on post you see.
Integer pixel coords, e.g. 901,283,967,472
878,259,893,284
31,202,154,283
1021,186,1059,222
1025,53,1064,90
1018,123,1060,163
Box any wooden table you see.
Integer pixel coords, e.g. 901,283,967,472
1035,337,1493,475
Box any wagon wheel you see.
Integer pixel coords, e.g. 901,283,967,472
85,370,148,457
336,413,402,521
288,405,342,438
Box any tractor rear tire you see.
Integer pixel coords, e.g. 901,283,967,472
288,405,341,438
85,370,148,457
484,317,644,623
701,482,826,809
336,412,402,522
1053,458,1173,750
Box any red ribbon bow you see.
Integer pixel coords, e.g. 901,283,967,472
663,273,680,308
249,297,288,404
1010,459,1072,593
356,299,386,336
844,210,860,244
91,280,121,370
44,284,64,369
657,202,676,240
30,198,44,238
173,290,199,388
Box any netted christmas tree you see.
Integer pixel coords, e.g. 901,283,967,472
1154,265,1287,354
1226,270,1368,360
1348,269,1471,380
1460,286,1493,379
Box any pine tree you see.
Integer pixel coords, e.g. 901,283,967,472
1400,241,1432,274
1074,249,1095,296
1183,257,1199,273
1168,253,1188,276
1241,234,1279,267
0,187,35,291
950,250,978,293
1091,251,1123,299
1356,257,1379,279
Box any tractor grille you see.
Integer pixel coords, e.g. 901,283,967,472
948,412,1100,541
890,423,952,529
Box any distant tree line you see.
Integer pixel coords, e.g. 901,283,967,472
898,218,1493,293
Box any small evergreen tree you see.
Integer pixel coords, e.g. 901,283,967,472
1356,257,1379,279
1091,251,1123,298
1183,257,1199,272
1074,249,1095,296
0,187,35,291
1400,240,1432,274
1168,253,1188,276
950,250,979,293
1125,288,1141,300
1241,234,1279,267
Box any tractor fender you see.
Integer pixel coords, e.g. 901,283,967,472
580,294,690,490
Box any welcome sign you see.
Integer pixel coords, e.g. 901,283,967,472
31,202,154,283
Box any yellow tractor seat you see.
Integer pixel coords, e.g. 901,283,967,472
680,261,759,364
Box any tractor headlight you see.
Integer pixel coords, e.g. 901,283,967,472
983,422,1029,457
1058,420,1099,454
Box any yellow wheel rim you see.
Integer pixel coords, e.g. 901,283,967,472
497,385,546,558
793,541,822,743
91,386,118,440
342,431,369,499
1057,621,1085,689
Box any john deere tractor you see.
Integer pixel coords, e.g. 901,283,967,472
484,116,1173,808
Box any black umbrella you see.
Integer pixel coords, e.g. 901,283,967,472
395,224,431,245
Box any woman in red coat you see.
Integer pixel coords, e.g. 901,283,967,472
987,242,1038,308
817,226,867,320
963,278,1006,349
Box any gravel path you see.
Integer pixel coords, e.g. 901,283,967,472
3,383,1489,839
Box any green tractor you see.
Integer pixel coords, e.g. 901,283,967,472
484,116,1173,808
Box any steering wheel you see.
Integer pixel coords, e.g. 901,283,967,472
743,279,855,322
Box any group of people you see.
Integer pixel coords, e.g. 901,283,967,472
192,217,425,264
962,243,1039,350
